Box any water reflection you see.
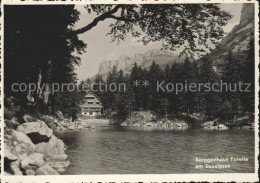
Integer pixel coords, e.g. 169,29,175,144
57,125,254,174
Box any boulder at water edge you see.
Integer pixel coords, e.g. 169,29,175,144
5,120,70,175
35,135,70,173
201,121,215,127
10,164,23,175
218,124,228,130
5,148,18,162
55,111,65,120
35,165,59,175
26,169,36,175
22,114,36,123
5,117,20,129
21,153,45,170
6,129,36,154
41,115,60,128
77,125,84,130
17,122,53,144
35,135,66,159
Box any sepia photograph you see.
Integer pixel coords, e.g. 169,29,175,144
1,0,259,182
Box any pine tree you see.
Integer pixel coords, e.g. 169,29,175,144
114,74,135,119
103,66,118,111
241,34,255,112
130,63,142,110
140,68,149,110
169,62,182,116
198,55,221,120
94,73,104,97
148,61,163,113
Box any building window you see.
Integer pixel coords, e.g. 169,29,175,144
86,97,95,99
96,102,100,104
88,102,93,104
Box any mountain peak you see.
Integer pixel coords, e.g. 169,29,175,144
118,55,131,61
97,49,185,79
240,4,254,26
208,3,254,70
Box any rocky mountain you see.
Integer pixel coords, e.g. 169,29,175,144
97,3,254,79
209,3,254,70
98,55,132,74
98,49,187,79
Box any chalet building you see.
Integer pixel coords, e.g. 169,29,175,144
81,91,104,116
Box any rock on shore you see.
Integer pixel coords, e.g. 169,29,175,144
201,121,228,130
120,111,189,129
4,121,70,175
41,115,87,131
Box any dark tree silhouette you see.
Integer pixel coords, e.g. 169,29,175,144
4,4,232,116
75,4,231,57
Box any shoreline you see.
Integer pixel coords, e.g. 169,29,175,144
4,117,70,175
115,111,254,130
4,111,82,175
77,118,110,126
4,110,254,175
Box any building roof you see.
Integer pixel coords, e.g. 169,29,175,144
85,91,102,102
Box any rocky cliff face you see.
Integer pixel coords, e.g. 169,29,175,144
97,4,254,77
98,56,132,74
240,3,254,26
98,49,187,78
209,3,254,68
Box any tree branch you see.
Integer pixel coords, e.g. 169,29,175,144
108,14,137,22
74,5,122,34
108,12,155,23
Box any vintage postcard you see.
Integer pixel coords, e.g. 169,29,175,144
0,0,259,182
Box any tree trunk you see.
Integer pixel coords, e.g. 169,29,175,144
165,107,167,120
39,59,52,114
36,68,42,98
187,106,190,117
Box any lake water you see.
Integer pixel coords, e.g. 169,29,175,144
57,125,255,174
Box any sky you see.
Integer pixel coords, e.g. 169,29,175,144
74,3,243,81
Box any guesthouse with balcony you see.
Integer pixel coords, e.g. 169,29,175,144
81,91,104,116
